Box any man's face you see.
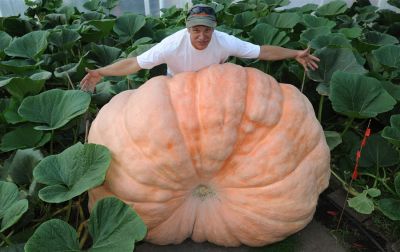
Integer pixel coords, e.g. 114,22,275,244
188,25,214,50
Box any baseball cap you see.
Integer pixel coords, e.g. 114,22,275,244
186,4,217,28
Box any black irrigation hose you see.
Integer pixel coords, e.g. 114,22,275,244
321,194,387,252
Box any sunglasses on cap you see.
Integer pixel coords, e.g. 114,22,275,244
187,6,216,18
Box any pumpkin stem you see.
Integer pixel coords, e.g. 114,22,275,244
192,184,216,201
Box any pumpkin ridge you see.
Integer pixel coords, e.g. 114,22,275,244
166,74,203,180
210,66,250,178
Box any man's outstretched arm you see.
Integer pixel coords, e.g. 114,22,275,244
258,45,320,71
80,57,142,91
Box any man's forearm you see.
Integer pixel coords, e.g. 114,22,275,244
97,57,142,77
258,45,300,61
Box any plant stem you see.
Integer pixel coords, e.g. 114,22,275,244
50,130,55,154
0,232,12,246
340,117,354,137
66,199,73,222
300,69,306,93
318,95,324,123
359,172,397,195
330,169,358,196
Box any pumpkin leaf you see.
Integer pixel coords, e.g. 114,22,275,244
339,27,363,39
0,181,29,232
24,219,80,251
54,52,92,82
308,48,367,84
250,23,290,46
0,125,50,152
377,198,400,220
348,190,374,215
310,33,352,50
25,197,147,252
300,27,332,44
356,31,399,52
357,134,400,167
382,114,400,147
0,59,41,74
324,131,342,151
302,14,336,28
83,0,101,11
48,28,81,50
381,81,400,101
0,70,51,101
372,45,400,69
258,12,301,29
3,98,25,124
6,149,43,186
233,11,256,28
329,72,396,118
113,14,146,44
0,31,12,60
18,89,91,131
315,0,348,16
33,143,111,203
89,197,147,250
80,19,115,43
4,31,49,61
89,44,122,67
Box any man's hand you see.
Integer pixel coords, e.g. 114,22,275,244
80,68,102,92
294,47,320,71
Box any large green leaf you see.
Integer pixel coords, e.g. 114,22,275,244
80,19,115,43
33,143,111,203
308,48,367,84
83,0,101,11
382,114,400,147
372,45,400,69
89,197,147,250
3,98,25,124
0,71,51,101
101,0,119,10
25,197,146,252
0,59,41,74
315,0,348,16
310,33,352,49
233,11,256,28
302,14,336,28
89,44,122,67
48,28,81,50
6,149,43,186
381,81,400,101
329,72,396,118
300,27,331,44
25,219,80,251
250,23,289,46
357,31,399,52
0,31,12,60
0,126,50,152
357,134,399,167
377,198,400,220
324,131,342,151
18,89,91,131
113,14,146,44
338,27,362,39
54,52,92,82
258,12,301,29
0,181,28,232
4,31,49,61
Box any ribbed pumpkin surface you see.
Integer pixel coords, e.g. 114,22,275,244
88,63,330,247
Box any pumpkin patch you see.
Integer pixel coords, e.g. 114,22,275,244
88,63,330,246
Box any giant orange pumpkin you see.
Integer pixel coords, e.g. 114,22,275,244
88,63,330,247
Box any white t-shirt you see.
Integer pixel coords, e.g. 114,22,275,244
136,29,261,76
